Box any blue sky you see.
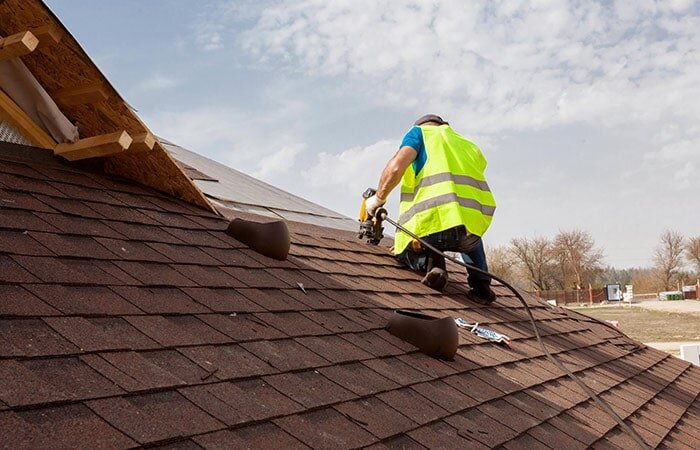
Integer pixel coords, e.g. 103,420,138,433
45,0,699,268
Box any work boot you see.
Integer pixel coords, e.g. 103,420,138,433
422,267,448,292
466,281,497,305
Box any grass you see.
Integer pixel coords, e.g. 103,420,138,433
568,306,700,343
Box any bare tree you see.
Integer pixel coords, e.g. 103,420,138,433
509,236,555,291
686,236,700,277
629,267,659,294
597,265,632,288
552,229,604,289
653,230,685,291
485,245,517,281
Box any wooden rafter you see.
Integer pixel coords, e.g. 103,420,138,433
29,24,63,50
0,30,39,61
128,131,156,153
0,0,216,212
0,88,56,149
51,82,108,107
54,130,132,161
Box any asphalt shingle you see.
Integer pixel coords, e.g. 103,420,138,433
1,147,698,449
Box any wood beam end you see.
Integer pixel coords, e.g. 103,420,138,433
54,130,132,161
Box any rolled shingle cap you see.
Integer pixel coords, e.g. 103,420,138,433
414,114,449,126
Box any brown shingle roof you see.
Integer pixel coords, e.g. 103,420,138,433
0,143,699,449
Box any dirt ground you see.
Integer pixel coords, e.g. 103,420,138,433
568,306,700,345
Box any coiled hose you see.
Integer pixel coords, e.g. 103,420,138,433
377,210,650,450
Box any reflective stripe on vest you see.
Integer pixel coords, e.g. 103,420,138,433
399,172,492,203
398,192,496,225
393,125,496,255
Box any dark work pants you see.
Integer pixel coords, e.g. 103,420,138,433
396,226,491,287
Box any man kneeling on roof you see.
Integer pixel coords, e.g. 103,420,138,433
365,114,497,304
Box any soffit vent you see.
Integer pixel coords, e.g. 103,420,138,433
0,120,30,146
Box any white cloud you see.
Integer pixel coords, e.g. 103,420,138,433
239,0,700,135
252,143,305,178
301,140,399,217
192,0,277,51
303,140,395,189
641,124,700,193
144,107,242,152
672,162,697,190
138,73,180,91
646,139,698,163
194,22,225,51
180,1,700,267
142,106,308,181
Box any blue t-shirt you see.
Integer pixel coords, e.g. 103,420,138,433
400,126,427,175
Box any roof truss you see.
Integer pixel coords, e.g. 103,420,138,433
29,24,63,49
54,130,132,161
0,30,38,61
0,0,215,211
51,82,108,107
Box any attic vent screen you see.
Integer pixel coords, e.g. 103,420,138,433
0,121,30,146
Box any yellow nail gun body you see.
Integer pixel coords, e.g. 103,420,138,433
358,188,385,245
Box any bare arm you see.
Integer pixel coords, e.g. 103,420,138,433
375,146,417,201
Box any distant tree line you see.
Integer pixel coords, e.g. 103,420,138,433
486,229,700,294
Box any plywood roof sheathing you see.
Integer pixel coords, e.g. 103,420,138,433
0,30,38,61
51,82,109,107
29,24,63,50
0,88,56,148
54,129,132,161
0,0,216,212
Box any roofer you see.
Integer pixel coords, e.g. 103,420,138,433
365,114,497,304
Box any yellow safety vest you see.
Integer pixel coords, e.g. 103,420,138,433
394,124,496,255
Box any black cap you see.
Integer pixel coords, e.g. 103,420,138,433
414,114,448,126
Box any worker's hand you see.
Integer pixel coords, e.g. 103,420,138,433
365,194,386,217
